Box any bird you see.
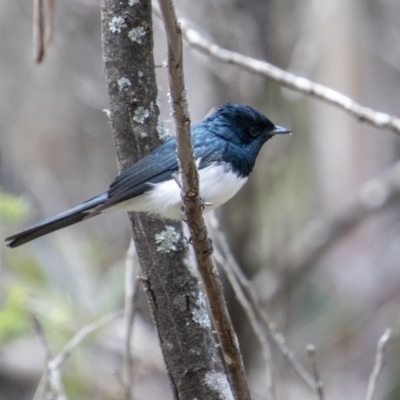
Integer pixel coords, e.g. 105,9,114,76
5,104,291,248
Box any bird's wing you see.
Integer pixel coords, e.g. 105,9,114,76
100,139,179,210
98,131,226,211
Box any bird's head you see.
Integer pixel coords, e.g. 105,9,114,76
204,104,291,176
207,103,291,146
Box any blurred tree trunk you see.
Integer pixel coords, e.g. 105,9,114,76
100,1,232,399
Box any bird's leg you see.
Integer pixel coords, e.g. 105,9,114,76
180,205,188,222
200,198,212,211
180,198,211,221
171,173,187,221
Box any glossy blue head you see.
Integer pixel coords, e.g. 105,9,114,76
204,104,291,176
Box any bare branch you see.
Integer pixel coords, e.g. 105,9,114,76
366,329,392,400
122,241,138,400
157,0,249,398
33,0,55,63
306,344,325,400
32,315,68,400
50,311,122,371
33,0,45,63
211,231,275,400
208,215,317,393
32,315,52,362
33,370,51,400
33,312,121,400
178,18,400,136
47,0,56,44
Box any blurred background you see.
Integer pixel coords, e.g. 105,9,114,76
1,0,400,399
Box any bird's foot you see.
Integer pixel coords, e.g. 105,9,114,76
205,237,214,255
180,205,188,222
180,197,212,222
200,197,212,211
180,197,212,221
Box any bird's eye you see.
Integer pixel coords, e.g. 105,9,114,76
248,126,259,137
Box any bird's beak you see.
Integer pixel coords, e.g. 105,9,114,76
273,125,291,135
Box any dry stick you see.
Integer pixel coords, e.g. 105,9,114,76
50,311,122,370
33,370,51,400
33,310,122,400
32,315,68,400
122,241,137,400
33,0,45,63
157,1,250,399
178,19,400,136
47,0,56,44
365,329,392,400
306,344,325,400
211,240,275,400
208,216,316,393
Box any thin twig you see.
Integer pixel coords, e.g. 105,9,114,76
208,215,316,393
306,344,325,400
33,0,56,63
365,329,392,400
33,0,45,63
157,0,248,398
50,311,122,370
178,18,400,136
32,315,68,400
212,241,275,400
47,0,56,44
32,369,50,400
32,315,52,362
33,311,121,400
122,241,137,400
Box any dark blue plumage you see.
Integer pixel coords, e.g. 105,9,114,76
6,104,290,247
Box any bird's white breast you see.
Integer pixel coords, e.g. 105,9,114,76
111,163,247,220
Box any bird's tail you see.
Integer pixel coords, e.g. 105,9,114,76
5,193,108,248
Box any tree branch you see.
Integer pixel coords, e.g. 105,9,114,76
210,221,275,400
33,311,121,400
50,312,122,371
32,315,67,400
122,241,137,400
306,344,325,400
178,18,400,136
33,0,45,63
157,1,250,399
365,329,392,400
208,214,317,393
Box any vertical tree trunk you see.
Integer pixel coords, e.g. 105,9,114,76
100,1,233,399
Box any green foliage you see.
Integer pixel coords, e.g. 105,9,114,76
0,285,29,344
0,191,30,225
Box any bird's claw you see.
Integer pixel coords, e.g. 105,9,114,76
180,205,187,222
200,197,212,211
180,197,212,221
205,237,214,255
